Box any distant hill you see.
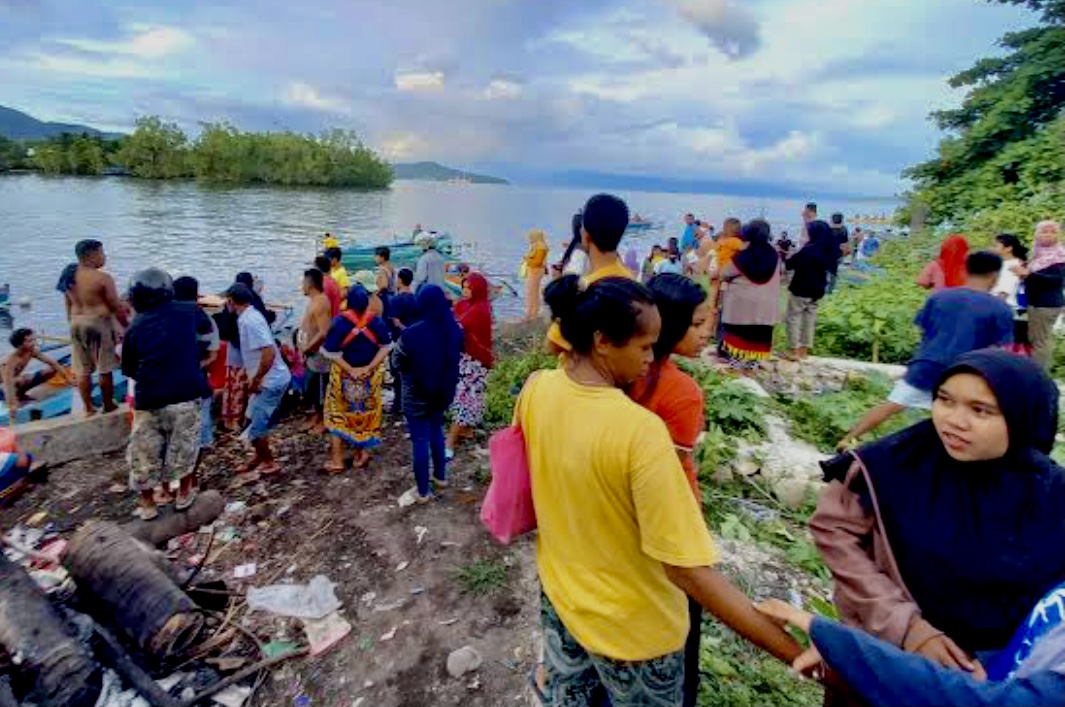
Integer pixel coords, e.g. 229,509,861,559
0,105,125,140
392,161,508,185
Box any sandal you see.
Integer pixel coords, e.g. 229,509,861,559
528,666,547,706
323,461,346,475
135,505,159,521
432,476,449,489
175,490,197,511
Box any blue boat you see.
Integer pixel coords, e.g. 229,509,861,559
0,347,129,426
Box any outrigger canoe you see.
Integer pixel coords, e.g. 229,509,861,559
340,233,455,272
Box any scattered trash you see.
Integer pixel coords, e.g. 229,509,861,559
733,498,778,523
372,598,406,612
94,668,150,707
286,563,298,574
358,637,373,651
440,541,461,548
438,618,459,626
26,510,48,526
395,561,409,572
207,656,248,672
397,488,418,508
213,685,253,707
186,554,204,567
447,645,483,678
108,483,127,494
233,563,257,579
262,640,301,659
363,680,374,688
217,527,240,543
414,526,428,544
410,587,426,596
359,591,377,605
303,611,352,656
247,575,342,619
156,673,186,691
380,626,398,641
467,676,481,690
352,698,365,707
224,501,247,514
293,694,312,707
275,504,291,517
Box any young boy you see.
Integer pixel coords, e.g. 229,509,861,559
2,329,74,424
325,247,351,295
374,246,396,295
838,251,1015,449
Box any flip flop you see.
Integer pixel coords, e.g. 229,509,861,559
175,490,197,511
258,463,282,476
135,505,159,521
528,666,547,706
323,462,346,475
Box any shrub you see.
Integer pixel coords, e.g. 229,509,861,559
483,349,557,430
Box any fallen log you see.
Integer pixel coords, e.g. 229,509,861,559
125,490,225,547
0,553,101,707
63,520,205,661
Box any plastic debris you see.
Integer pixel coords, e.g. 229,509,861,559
93,669,150,707
380,626,398,641
303,611,352,656
262,641,301,659
359,591,377,605
397,488,418,508
414,526,428,544
293,695,312,707
247,575,341,619
438,618,459,626
26,510,48,526
224,501,247,514
440,541,461,548
373,598,406,612
410,587,426,595
217,527,240,543
213,685,252,707
447,646,483,678
395,561,409,572
233,563,257,579
108,483,127,494
207,656,248,672
358,637,373,651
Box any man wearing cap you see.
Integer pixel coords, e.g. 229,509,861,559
226,282,291,477
413,232,447,290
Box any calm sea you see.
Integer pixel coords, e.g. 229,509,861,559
0,174,896,348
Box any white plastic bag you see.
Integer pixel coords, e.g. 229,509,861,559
246,574,341,619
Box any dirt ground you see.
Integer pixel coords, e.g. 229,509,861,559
0,413,541,707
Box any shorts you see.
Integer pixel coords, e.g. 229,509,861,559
245,383,286,441
305,370,327,412
70,315,119,376
0,369,52,401
127,400,201,491
887,379,933,410
540,591,685,706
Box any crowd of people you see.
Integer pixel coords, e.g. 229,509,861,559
1,193,1063,706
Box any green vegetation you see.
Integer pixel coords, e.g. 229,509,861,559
780,372,927,452
1,114,393,188
455,558,510,596
0,134,28,171
484,348,557,430
899,0,1064,239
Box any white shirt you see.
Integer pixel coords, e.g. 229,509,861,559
563,249,589,277
237,307,291,390
994,258,1021,309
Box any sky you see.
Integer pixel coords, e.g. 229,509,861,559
0,0,1039,196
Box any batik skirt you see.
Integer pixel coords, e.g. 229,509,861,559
325,363,384,448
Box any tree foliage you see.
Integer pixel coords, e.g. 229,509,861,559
115,116,190,179
0,135,28,171
901,0,1064,235
27,132,119,175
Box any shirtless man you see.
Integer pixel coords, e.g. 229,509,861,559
61,239,128,414
299,268,334,431
2,328,74,424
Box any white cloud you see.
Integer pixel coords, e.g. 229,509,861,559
283,81,351,114
394,71,445,92
483,78,522,100
57,26,194,59
380,132,431,160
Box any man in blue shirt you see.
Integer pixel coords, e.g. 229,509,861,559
838,251,1014,449
680,213,696,253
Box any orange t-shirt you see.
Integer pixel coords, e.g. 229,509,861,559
630,359,705,501
716,236,744,268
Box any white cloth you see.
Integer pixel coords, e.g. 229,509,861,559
993,257,1022,309
563,249,589,277
237,307,291,390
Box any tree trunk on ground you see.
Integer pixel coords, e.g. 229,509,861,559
63,520,205,661
0,554,101,707
124,490,225,547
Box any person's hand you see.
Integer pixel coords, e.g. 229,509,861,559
836,437,855,453
248,377,262,394
349,366,369,380
63,369,77,386
915,634,983,677
756,598,814,634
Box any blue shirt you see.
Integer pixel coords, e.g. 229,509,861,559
905,287,1014,391
680,224,696,252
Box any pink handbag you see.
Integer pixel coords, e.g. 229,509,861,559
480,377,539,544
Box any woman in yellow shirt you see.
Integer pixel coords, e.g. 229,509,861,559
522,229,549,321
524,275,801,705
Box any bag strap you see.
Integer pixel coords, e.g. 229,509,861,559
340,310,380,350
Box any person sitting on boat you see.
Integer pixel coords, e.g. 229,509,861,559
325,247,352,296
374,246,397,296
413,232,447,290
58,239,129,416
323,232,340,250
1,328,75,424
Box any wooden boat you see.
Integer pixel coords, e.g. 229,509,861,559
340,233,455,272
625,220,656,232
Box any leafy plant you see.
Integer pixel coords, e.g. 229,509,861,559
483,348,558,430
679,362,769,441
455,558,510,596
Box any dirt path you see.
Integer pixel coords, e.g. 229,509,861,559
0,415,541,707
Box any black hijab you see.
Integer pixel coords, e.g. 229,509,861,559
732,219,780,284
821,349,1064,653
801,219,837,267
401,285,463,410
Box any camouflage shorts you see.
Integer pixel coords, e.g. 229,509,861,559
127,400,201,491
541,591,685,707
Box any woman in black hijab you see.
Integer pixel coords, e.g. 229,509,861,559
811,349,1063,701
783,220,835,360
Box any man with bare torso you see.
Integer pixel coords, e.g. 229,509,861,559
2,328,74,425
60,239,128,414
299,268,334,431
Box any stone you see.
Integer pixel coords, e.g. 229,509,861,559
731,376,771,399
772,477,810,510
735,458,761,477
447,646,483,678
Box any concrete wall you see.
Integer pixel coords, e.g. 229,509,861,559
18,406,130,467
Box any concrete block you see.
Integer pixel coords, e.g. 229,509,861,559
18,406,130,467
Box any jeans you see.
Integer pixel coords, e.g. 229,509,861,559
406,411,446,496
785,294,819,349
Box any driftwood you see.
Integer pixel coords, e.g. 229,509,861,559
0,554,101,707
63,521,205,661
125,490,225,547
91,619,181,707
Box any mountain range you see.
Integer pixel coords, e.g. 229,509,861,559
391,161,508,184
0,105,125,140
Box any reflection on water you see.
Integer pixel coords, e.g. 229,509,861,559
0,174,896,348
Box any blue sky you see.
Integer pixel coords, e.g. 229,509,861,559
0,0,1038,194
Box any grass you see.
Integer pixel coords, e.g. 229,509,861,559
455,558,510,596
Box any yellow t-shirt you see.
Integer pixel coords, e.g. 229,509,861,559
717,236,744,268
518,370,717,660
330,265,351,290
546,259,635,350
